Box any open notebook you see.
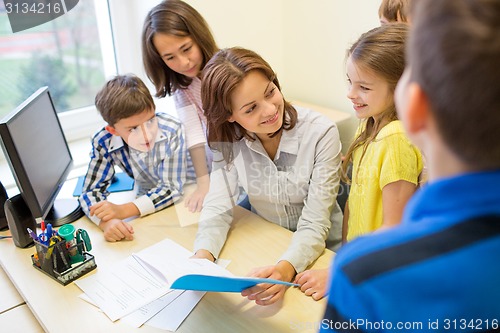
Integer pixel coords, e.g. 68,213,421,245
133,239,298,293
75,239,298,323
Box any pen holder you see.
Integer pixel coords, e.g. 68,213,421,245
33,239,68,274
31,238,97,286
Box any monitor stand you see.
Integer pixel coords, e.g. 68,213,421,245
43,198,84,227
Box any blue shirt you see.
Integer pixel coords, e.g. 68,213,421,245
321,170,500,332
79,113,194,225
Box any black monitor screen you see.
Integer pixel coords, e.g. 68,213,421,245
0,87,73,221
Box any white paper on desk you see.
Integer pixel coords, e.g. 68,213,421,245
121,289,184,328
144,260,231,332
132,239,234,286
145,290,206,331
76,238,232,326
75,255,171,321
78,293,99,308
121,259,232,329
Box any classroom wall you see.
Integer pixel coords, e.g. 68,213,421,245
109,0,381,150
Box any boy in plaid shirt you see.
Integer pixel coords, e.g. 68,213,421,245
79,74,191,241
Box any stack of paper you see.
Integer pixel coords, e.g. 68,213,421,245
75,238,297,331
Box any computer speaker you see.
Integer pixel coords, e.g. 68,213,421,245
4,194,36,248
0,181,8,230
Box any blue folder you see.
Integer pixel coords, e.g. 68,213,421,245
170,274,299,293
73,172,134,197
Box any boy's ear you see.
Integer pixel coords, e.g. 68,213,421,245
405,83,430,134
105,125,117,135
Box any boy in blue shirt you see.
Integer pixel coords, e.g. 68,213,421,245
322,0,500,330
79,74,190,242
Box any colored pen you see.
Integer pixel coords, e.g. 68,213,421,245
45,236,61,260
38,220,48,246
46,223,53,238
26,228,38,241
33,253,40,268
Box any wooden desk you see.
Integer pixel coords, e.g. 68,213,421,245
0,205,333,333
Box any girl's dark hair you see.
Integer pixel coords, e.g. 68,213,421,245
201,47,298,164
142,0,218,97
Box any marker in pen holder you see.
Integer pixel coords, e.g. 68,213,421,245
58,224,85,264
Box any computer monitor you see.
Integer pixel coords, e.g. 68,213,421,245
0,87,82,226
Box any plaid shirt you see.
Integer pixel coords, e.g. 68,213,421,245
79,113,192,225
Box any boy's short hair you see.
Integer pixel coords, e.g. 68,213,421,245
95,74,155,126
409,0,500,169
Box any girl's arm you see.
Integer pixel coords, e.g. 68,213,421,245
342,201,349,243
294,268,330,301
381,180,418,229
193,151,240,261
378,127,423,230
172,97,210,213
185,144,210,212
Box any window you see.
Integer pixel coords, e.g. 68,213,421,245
0,0,116,140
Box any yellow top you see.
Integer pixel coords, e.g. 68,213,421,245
347,120,423,241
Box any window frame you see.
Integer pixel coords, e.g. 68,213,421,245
57,0,117,142
0,0,116,170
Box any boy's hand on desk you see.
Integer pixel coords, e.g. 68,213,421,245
241,261,296,306
99,218,134,242
90,201,139,222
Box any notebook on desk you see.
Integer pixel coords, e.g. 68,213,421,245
170,274,298,292
72,172,134,197
75,238,299,324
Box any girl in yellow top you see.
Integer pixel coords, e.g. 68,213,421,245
295,23,422,300
342,23,422,241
